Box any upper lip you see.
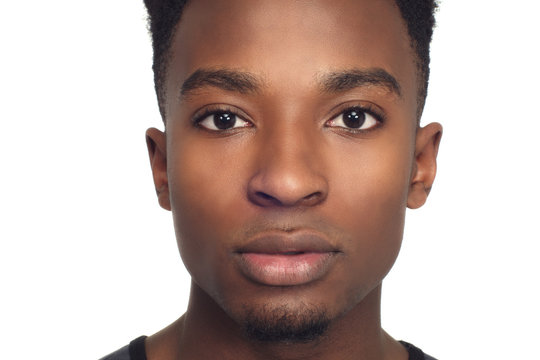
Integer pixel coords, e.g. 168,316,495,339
235,231,339,254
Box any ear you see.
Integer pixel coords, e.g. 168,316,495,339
146,127,171,211
407,122,443,209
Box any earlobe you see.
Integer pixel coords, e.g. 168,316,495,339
146,127,171,211
407,122,443,209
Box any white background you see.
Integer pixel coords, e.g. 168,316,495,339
1,1,539,359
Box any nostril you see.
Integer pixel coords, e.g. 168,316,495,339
254,191,281,206
305,192,322,201
251,190,326,207
302,191,324,205
255,191,275,201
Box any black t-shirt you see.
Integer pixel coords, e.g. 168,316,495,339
100,336,437,360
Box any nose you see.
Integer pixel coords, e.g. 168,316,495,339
247,129,328,208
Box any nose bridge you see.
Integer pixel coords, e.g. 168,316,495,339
248,122,328,207
265,119,305,160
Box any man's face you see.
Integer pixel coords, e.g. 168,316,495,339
152,0,428,341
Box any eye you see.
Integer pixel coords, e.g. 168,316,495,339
326,107,380,131
196,111,251,131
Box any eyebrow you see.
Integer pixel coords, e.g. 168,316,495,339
180,67,401,99
180,68,262,98
319,68,402,97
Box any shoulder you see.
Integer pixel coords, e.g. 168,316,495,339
99,336,148,360
399,340,438,360
99,344,130,360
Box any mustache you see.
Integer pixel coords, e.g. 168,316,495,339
232,212,346,244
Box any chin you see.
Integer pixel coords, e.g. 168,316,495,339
239,301,331,343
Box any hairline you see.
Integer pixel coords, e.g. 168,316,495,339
153,0,430,123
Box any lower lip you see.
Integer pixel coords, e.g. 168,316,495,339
237,252,336,286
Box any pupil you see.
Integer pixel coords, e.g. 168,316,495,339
213,112,236,129
343,109,366,128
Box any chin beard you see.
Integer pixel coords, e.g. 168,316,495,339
242,303,330,344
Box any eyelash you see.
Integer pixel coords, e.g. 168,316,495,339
192,105,240,124
190,104,250,134
326,103,386,133
349,103,385,123
192,103,386,132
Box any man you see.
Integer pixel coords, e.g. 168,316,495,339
102,0,442,358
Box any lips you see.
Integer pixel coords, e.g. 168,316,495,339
234,232,340,286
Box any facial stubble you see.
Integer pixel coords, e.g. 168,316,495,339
241,302,331,344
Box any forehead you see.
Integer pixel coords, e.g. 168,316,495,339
166,0,417,110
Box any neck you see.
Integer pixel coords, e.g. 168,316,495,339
146,281,406,360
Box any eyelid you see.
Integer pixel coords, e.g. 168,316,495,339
324,102,386,135
327,101,386,124
191,104,253,126
190,102,386,132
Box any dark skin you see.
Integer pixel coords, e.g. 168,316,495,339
145,0,442,359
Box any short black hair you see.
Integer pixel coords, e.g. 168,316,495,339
143,0,438,120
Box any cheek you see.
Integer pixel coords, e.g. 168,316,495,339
166,138,247,287
337,146,410,233
327,136,413,287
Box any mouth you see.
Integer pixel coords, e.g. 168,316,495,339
234,231,341,286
